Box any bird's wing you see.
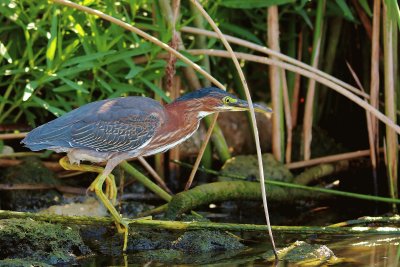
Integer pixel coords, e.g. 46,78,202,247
70,114,160,153
22,97,166,153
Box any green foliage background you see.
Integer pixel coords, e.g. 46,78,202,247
0,0,367,125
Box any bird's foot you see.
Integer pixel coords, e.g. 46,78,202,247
59,156,74,170
104,174,118,204
60,157,117,203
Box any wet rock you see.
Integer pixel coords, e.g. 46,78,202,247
97,228,245,256
280,241,336,262
128,230,173,251
0,218,91,265
0,157,62,211
219,153,293,182
173,230,244,253
262,240,340,265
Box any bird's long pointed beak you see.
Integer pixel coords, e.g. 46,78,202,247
229,99,273,114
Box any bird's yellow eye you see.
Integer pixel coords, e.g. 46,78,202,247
223,96,237,105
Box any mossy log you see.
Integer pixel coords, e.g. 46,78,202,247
292,161,349,185
176,161,400,205
164,181,329,219
0,210,400,236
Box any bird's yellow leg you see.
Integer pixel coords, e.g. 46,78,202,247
90,172,117,204
58,156,117,203
59,156,128,251
92,172,129,252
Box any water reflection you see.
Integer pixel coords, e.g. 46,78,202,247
79,234,400,266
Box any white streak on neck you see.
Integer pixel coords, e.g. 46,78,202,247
197,111,214,119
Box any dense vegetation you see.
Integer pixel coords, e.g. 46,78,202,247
1,0,399,199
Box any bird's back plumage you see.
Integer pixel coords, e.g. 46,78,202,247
22,97,166,153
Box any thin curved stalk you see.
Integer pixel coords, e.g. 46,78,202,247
190,0,277,257
187,49,400,135
185,114,218,190
181,26,369,100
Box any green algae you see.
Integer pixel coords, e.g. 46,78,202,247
0,258,51,267
172,230,244,253
0,218,90,265
118,229,244,254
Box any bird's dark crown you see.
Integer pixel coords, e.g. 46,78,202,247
173,87,237,103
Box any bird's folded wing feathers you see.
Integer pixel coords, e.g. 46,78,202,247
70,115,159,152
22,97,165,152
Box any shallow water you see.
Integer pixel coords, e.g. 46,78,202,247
79,234,400,266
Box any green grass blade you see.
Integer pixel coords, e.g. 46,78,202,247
62,50,116,67
0,41,13,64
335,0,355,21
46,8,58,70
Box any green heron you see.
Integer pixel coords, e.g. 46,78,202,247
21,86,272,251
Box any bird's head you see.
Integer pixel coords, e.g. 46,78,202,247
172,87,272,118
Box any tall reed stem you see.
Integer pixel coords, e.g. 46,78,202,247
383,1,398,204
368,0,381,197
267,6,284,162
302,0,326,160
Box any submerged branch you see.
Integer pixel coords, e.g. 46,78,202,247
0,210,399,236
